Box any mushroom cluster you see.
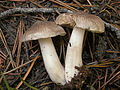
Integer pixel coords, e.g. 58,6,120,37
22,12,105,87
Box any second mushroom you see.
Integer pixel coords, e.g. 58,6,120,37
55,12,105,83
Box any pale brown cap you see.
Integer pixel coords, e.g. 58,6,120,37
22,21,66,42
55,13,75,27
73,12,105,33
56,12,105,33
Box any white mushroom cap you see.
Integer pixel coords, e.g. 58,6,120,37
22,21,66,42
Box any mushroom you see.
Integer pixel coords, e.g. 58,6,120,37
22,21,66,85
55,12,105,82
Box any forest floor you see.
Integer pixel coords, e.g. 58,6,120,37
0,0,120,90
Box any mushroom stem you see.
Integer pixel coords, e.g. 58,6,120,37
65,27,85,82
38,38,66,85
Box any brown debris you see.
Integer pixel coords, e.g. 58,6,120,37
62,66,89,89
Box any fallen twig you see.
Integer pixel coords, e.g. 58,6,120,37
0,8,72,19
104,22,120,39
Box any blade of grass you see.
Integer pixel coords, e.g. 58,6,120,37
0,61,11,82
0,85,4,90
1,72,11,90
20,76,39,90
1,72,16,90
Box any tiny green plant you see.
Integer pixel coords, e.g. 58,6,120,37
1,72,40,90
1,72,16,90
20,76,39,90
0,85,4,90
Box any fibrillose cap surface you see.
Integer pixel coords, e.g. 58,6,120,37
55,13,75,27
73,12,105,33
22,21,66,42
56,12,105,33
55,11,85,27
